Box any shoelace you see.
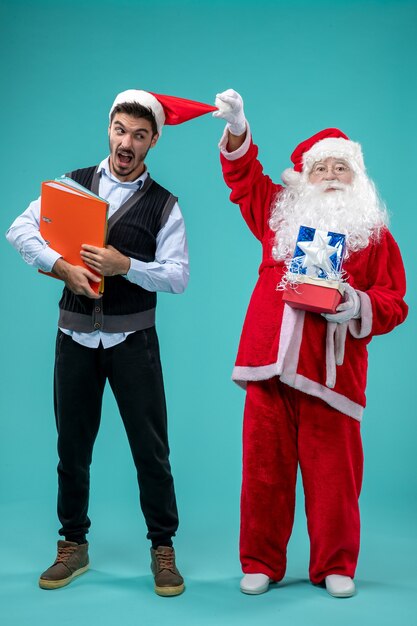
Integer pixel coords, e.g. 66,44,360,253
155,550,175,571
55,545,77,564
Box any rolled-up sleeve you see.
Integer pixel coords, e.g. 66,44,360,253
6,197,61,272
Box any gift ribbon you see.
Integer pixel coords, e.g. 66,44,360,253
285,274,345,293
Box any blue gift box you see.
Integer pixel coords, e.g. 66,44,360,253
282,226,346,314
289,226,346,279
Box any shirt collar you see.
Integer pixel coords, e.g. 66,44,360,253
97,157,149,187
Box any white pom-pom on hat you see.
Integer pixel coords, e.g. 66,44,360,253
281,168,302,186
214,96,232,114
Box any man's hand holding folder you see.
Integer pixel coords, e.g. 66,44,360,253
51,240,131,299
52,258,102,299
80,244,131,277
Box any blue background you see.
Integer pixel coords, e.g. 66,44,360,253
0,1,416,624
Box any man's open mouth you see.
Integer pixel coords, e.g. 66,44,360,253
117,150,133,165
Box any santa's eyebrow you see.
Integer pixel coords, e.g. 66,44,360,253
312,159,349,167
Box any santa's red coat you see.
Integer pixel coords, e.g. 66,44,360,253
220,131,408,420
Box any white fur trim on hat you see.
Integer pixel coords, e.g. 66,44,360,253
302,137,365,172
109,89,165,134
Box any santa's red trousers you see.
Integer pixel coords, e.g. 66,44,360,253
241,378,363,584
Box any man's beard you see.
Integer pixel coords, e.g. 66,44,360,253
109,140,151,181
269,173,389,261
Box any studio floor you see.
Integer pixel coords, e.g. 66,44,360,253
1,500,416,626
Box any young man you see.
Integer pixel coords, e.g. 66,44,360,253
213,89,408,597
7,89,214,596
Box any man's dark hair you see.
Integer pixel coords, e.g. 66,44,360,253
110,102,158,136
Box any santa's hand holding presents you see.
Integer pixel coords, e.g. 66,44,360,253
323,283,361,323
214,89,408,598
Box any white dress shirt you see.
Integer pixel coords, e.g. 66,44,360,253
6,158,189,348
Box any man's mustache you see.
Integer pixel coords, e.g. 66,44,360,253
117,149,134,158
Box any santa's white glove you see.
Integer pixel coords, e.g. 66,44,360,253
322,284,361,324
213,89,247,136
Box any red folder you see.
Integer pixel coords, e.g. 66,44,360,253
39,179,108,294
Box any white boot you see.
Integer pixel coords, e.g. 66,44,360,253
240,573,270,595
325,575,356,598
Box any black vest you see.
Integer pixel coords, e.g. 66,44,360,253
58,165,177,333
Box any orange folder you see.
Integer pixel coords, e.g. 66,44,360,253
39,178,108,294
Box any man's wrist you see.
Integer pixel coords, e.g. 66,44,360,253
121,256,131,277
52,257,70,279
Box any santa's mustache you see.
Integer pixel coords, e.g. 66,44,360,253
315,181,348,192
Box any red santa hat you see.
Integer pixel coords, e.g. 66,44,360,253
281,128,365,186
109,89,217,135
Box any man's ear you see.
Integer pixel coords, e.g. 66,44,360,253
150,133,159,148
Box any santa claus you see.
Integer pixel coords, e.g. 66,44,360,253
213,89,408,598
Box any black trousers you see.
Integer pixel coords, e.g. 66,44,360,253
53,328,179,547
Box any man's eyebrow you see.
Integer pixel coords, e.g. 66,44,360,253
114,122,150,134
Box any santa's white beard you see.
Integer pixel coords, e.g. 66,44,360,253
270,175,389,261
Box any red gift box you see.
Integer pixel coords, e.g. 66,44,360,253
282,276,344,314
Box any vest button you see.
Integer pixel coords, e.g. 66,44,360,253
94,322,101,329
95,306,101,313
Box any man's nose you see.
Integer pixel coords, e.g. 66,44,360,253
121,134,133,148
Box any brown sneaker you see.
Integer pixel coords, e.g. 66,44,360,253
39,540,89,589
150,546,184,596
